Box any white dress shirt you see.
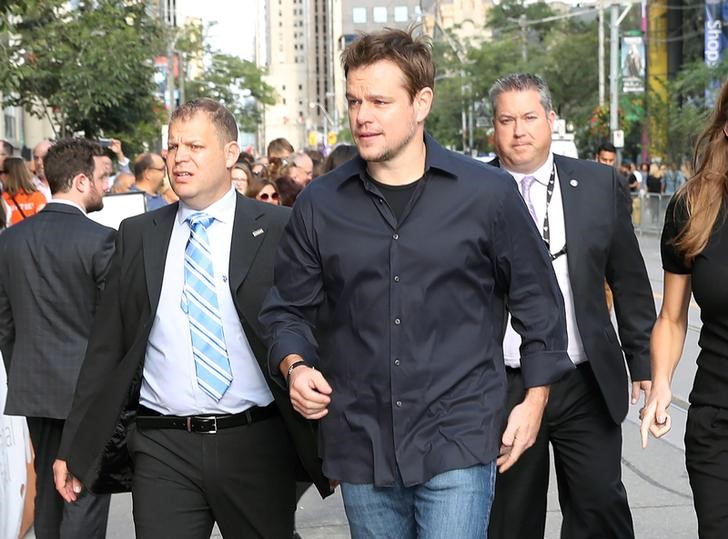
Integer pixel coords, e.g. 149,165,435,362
503,154,586,368
139,187,274,415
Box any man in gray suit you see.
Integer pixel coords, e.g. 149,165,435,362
0,138,116,539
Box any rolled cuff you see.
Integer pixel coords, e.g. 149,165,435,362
519,350,574,388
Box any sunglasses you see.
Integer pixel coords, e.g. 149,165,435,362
259,192,279,201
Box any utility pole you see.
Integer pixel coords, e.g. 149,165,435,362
598,0,605,105
163,0,177,120
609,3,619,136
519,14,528,62
609,2,634,160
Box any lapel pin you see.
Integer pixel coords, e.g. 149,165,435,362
569,179,579,187
252,228,265,237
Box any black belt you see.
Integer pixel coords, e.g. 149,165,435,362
136,404,278,434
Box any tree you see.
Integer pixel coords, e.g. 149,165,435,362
0,0,165,148
486,0,557,50
185,53,275,135
646,57,728,165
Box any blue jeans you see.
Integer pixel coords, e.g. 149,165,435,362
341,463,496,539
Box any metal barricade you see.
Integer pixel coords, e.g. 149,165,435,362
632,192,672,236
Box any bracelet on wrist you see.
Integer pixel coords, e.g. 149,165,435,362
286,359,312,385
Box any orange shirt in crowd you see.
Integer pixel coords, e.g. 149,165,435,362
2,191,47,226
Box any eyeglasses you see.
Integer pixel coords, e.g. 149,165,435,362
258,192,279,201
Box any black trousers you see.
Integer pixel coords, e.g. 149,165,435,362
488,363,634,539
685,404,728,539
26,417,111,539
129,414,297,539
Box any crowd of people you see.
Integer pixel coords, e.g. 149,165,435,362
0,134,359,233
1,25,728,539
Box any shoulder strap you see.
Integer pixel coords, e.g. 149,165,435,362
9,194,28,219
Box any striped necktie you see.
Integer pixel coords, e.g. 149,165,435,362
182,212,232,401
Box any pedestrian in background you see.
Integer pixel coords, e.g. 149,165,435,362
0,138,115,539
1,156,47,226
641,77,728,539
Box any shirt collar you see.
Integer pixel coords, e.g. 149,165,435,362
338,132,458,188
505,153,554,187
48,198,86,214
177,186,237,226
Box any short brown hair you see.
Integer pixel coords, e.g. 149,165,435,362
341,27,434,100
43,139,105,194
133,152,162,181
170,98,238,144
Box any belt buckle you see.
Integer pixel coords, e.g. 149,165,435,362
185,416,218,434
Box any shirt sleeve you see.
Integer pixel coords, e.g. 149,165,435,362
259,192,323,387
490,179,574,388
661,194,691,275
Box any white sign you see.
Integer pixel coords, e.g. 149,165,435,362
0,357,33,539
88,191,148,230
612,129,625,149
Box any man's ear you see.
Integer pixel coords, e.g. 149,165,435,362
71,173,87,193
547,110,556,131
225,141,241,169
414,87,434,123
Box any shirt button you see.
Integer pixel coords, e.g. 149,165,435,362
395,400,402,407
392,233,399,240
393,275,400,282
394,359,400,366
394,318,401,325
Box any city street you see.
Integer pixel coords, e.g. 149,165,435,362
32,233,700,539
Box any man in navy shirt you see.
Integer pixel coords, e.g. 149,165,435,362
260,29,573,537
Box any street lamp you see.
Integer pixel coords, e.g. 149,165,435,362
309,102,335,147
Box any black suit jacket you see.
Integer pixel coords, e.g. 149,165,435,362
494,154,655,423
0,203,115,419
57,193,329,496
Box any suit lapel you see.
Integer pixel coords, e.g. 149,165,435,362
229,193,267,292
143,205,177,312
554,155,583,281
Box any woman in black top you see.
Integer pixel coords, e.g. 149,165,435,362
641,79,728,538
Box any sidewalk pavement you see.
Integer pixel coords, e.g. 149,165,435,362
92,417,695,539
292,418,698,539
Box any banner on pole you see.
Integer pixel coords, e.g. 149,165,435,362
621,36,645,93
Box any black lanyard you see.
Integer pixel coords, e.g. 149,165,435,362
540,165,567,261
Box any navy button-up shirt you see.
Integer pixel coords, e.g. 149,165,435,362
260,134,572,487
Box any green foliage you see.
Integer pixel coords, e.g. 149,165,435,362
646,57,728,165
486,0,557,42
0,0,164,146
428,11,601,155
185,53,275,135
